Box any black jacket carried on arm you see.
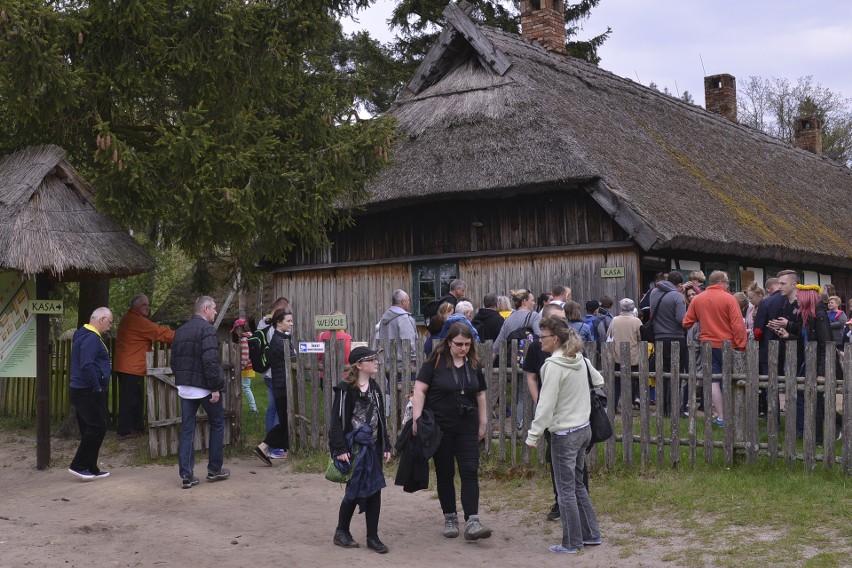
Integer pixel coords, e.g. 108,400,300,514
785,301,834,377
171,315,225,391
394,409,442,493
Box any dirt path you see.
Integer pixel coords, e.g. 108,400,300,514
0,433,670,568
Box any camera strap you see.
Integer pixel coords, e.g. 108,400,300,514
452,363,470,394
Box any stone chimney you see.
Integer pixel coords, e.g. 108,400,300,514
520,0,566,53
704,74,737,122
793,116,823,155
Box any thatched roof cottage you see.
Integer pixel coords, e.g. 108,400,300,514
272,1,852,342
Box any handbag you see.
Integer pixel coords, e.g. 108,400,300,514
584,358,612,444
639,290,671,342
324,443,360,483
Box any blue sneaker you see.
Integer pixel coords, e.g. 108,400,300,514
68,468,96,481
269,449,288,459
583,537,603,546
713,417,724,427
549,545,580,554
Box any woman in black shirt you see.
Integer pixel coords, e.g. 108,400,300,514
412,323,491,541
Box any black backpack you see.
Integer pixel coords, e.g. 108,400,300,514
247,327,271,373
505,312,537,366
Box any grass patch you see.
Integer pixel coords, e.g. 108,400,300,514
477,455,851,567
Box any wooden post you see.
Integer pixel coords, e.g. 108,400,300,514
802,342,817,470
654,340,664,469
687,342,697,467
36,273,52,470
638,342,650,467
745,341,759,464
766,341,780,462
842,349,852,475
620,341,634,467
602,342,617,469
670,342,681,468
823,345,836,470
783,344,798,467
701,342,714,464
722,342,734,466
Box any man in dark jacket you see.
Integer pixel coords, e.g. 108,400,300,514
68,307,113,481
648,272,687,416
172,296,229,489
472,293,504,342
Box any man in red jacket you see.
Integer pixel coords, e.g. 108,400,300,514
682,271,746,427
114,295,175,439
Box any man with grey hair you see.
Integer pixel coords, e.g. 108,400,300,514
606,298,642,411
171,296,229,488
68,307,114,480
114,294,175,439
437,279,466,309
375,289,417,360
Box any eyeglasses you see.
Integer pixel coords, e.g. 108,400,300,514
102,316,113,325
540,334,554,340
358,356,378,363
451,341,472,349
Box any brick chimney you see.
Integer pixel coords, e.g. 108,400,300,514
704,74,737,122
794,116,823,155
520,0,566,53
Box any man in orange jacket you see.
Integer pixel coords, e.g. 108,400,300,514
682,271,746,427
114,295,175,439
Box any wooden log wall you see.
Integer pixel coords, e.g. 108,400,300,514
275,249,641,346
274,263,413,346
282,190,629,266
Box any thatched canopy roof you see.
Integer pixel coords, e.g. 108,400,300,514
0,145,154,280
369,10,852,270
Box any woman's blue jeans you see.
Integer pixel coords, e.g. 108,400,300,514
550,425,601,549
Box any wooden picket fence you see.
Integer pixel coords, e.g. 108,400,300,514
2,336,849,474
285,337,850,474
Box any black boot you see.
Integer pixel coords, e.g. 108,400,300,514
333,529,359,548
366,536,389,554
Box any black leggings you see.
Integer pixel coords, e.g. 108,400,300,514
262,394,289,450
337,491,381,537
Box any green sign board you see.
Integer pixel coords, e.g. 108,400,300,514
601,267,625,278
29,300,64,315
0,272,36,377
314,314,348,330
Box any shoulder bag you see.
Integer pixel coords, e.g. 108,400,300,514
584,358,612,444
639,290,671,342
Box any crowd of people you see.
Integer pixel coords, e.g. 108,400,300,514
64,270,847,555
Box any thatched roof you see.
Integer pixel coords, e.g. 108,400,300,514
0,145,154,280
369,10,852,270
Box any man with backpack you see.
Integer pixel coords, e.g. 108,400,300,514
596,296,615,341
374,289,417,364
582,300,602,343
472,293,504,343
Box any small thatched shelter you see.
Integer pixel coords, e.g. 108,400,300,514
0,144,154,279
269,3,852,342
0,144,155,469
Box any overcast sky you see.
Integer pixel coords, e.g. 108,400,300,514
342,0,852,105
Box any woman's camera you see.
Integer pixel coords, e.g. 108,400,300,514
455,391,476,416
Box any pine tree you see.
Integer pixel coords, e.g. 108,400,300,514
0,0,396,278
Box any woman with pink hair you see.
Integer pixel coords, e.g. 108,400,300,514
771,285,840,445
